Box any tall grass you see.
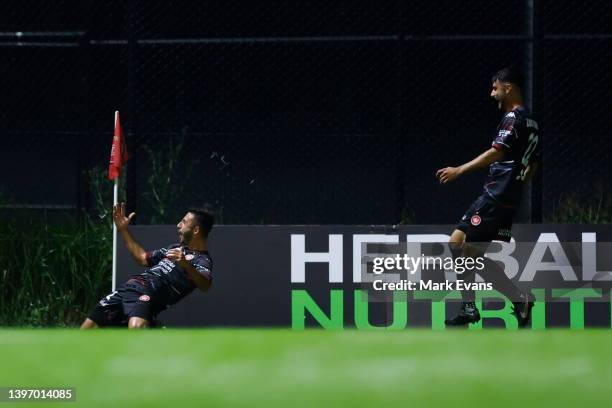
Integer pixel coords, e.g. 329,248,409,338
548,185,612,224
0,167,119,327
0,216,112,326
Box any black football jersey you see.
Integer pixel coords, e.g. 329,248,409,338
135,244,213,306
482,106,540,207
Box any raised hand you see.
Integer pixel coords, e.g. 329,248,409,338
113,202,135,231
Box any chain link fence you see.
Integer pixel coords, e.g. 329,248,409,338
1,0,611,225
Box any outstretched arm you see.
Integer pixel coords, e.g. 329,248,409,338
436,147,504,184
113,202,147,266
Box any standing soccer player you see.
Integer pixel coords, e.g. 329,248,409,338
81,203,214,329
436,66,540,327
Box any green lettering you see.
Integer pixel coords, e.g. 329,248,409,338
291,289,343,330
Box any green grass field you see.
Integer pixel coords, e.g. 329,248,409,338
1,329,611,407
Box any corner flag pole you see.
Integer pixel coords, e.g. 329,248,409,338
112,173,118,291
112,110,119,292
109,110,128,292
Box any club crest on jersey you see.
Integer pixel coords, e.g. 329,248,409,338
470,215,482,226
185,254,195,261
139,295,150,302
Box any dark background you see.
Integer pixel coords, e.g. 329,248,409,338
1,0,611,225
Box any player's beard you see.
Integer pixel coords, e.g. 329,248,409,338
495,92,506,110
179,230,193,246
496,96,504,110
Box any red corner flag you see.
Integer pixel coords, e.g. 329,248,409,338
108,111,128,180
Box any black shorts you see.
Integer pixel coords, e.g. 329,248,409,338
88,277,161,327
456,195,515,243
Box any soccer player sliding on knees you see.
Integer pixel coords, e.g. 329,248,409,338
436,66,540,327
81,203,214,329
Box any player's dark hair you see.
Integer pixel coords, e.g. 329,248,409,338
492,66,524,90
188,205,215,237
